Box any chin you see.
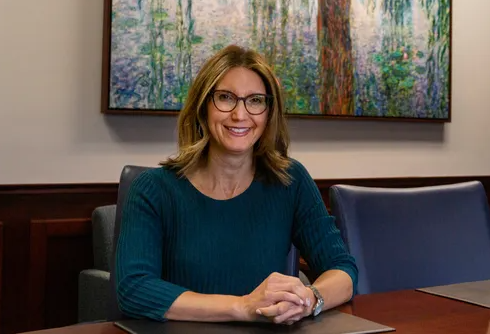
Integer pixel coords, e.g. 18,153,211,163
225,146,253,155
222,143,254,155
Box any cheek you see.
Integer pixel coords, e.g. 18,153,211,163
256,113,269,133
207,106,228,138
207,104,221,126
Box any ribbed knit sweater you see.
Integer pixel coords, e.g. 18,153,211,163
115,159,358,321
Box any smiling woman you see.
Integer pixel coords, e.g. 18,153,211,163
115,45,358,326
164,45,291,186
206,67,269,162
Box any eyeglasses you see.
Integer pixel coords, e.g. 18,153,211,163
210,90,272,115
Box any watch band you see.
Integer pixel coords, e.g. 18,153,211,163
306,285,324,317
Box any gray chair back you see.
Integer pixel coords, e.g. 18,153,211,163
107,166,151,321
92,205,116,272
78,205,116,322
107,165,299,321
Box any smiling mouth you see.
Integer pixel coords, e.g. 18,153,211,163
224,126,251,136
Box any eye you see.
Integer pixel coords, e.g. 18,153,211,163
248,95,266,105
216,91,235,102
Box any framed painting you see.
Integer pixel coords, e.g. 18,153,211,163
101,0,451,121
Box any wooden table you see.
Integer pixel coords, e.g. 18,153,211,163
20,290,490,334
352,290,490,333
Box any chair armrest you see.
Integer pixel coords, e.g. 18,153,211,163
78,269,110,323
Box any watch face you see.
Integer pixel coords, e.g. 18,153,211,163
313,306,322,317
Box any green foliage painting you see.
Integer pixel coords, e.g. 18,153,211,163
106,0,451,119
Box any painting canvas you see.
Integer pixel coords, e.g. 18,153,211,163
103,0,451,121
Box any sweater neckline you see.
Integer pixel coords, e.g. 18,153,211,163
183,176,257,203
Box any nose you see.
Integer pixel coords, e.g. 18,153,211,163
231,99,248,121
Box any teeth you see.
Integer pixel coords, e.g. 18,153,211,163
228,127,249,134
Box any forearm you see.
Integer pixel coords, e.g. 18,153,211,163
312,269,354,311
165,291,244,322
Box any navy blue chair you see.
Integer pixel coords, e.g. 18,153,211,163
107,165,300,321
329,181,490,295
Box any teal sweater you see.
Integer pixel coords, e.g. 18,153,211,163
116,160,358,321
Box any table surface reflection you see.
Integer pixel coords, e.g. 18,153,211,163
20,289,490,334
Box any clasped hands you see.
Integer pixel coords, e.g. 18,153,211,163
239,272,316,326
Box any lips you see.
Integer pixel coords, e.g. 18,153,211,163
225,126,251,136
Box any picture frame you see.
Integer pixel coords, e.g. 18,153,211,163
101,0,451,122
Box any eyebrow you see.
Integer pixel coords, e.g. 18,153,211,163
215,89,267,96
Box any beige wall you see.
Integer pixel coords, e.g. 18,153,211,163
0,0,489,184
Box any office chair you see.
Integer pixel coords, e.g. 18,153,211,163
78,205,116,322
330,181,490,295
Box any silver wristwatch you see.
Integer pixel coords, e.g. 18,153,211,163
306,285,324,317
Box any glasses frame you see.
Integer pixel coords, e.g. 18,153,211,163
209,90,272,115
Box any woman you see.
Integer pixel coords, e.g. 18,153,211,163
116,45,358,326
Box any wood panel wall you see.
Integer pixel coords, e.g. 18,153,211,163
0,221,3,334
0,184,117,334
28,218,93,330
1,176,489,334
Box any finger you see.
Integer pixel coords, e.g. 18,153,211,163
283,314,303,326
257,301,292,317
267,273,302,288
290,284,310,304
268,272,287,281
268,283,310,304
286,317,302,326
273,306,304,324
278,307,305,323
287,315,302,323
267,274,300,285
268,282,299,291
285,317,301,326
266,291,303,306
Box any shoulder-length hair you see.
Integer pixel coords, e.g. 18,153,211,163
162,45,291,185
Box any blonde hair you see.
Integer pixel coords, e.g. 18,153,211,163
161,45,291,185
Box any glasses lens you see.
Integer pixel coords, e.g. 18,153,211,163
245,95,268,114
213,91,236,112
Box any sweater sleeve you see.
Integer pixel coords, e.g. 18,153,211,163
290,161,358,292
115,171,189,321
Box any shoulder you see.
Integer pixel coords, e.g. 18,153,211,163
129,166,181,194
125,167,187,216
285,158,322,201
285,159,325,214
286,158,314,186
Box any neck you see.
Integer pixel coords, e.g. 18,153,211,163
199,144,254,198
